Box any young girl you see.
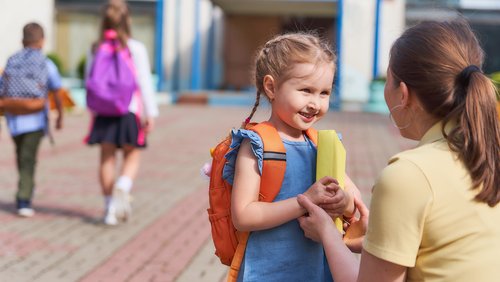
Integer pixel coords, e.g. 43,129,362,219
224,33,358,281
85,0,159,225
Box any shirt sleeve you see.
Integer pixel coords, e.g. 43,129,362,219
130,40,159,118
363,157,433,267
46,59,62,91
84,49,93,80
222,129,264,185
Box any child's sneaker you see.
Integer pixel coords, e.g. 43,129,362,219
16,199,35,217
17,207,35,217
103,205,118,226
113,187,131,222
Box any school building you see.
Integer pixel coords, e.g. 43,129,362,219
1,0,499,108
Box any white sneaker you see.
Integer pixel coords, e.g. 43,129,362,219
17,208,35,217
113,188,132,222
103,206,118,226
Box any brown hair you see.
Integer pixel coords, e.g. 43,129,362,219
390,20,500,206
245,32,336,124
99,0,131,47
22,22,44,47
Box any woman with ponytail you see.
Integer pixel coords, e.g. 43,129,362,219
85,0,159,225
297,20,500,281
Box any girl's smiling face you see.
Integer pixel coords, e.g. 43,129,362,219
265,62,334,141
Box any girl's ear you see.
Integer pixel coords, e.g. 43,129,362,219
263,75,276,100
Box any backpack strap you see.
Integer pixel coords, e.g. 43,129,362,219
227,123,318,282
250,121,287,202
227,121,286,282
305,127,318,145
228,232,250,281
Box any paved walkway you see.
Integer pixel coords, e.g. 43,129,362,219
0,105,415,281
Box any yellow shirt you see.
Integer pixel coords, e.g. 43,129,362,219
364,121,500,282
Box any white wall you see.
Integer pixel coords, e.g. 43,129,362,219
162,0,216,91
378,0,405,77
340,0,405,103
199,0,214,88
163,0,177,91
179,0,196,89
0,0,55,68
212,6,225,89
341,0,375,103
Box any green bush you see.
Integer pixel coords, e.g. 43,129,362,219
77,55,86,80
372,76,387,83
47,53,64,75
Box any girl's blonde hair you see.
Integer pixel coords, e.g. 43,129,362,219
99,0,131,47
245,32,336,124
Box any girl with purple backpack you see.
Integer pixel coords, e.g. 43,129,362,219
85,0,159,225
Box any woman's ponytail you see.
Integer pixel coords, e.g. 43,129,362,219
448,72,500,206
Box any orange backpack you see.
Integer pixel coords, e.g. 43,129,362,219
207,121,317,281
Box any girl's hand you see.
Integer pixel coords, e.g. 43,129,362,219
297,194,340,243
144,118,155,133
303,176,338,206
342,196,369,253
320,186,348,218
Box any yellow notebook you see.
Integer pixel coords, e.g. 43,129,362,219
316,130,346,232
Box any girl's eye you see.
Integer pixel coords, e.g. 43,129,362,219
321,91,331,96
300,89,311,93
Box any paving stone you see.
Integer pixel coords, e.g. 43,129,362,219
0,105,415,281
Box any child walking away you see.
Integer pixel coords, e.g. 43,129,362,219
85,0,159,226
0,22,64,217
209,32,359,281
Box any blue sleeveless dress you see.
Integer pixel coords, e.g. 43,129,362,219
223,129,329,282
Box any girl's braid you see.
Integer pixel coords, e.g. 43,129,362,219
242,91,261,128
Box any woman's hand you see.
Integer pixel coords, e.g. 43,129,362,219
342,196,370,253
297,194,341,243
298,193,370,254
303,176,338,206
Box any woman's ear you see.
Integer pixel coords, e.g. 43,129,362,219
263,75,276,101
399,81,411,108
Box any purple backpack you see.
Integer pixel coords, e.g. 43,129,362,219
86,30,137,116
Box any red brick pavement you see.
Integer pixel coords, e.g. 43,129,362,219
80,187,209,282
0,105,415,281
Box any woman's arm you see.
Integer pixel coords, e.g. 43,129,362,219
298,195,407,282
231,139,338,232
298,194,360,281
358,250,407,282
